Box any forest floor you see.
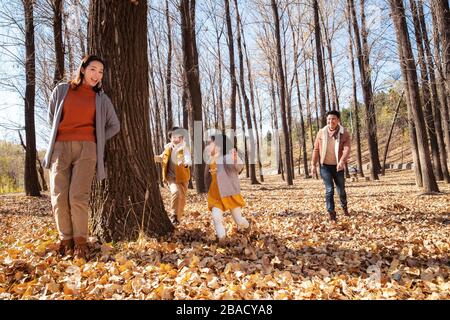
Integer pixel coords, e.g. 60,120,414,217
0,170,449,300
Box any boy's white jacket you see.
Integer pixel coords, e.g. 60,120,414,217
163,141,192,166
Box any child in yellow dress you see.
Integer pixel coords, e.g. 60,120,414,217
204,134,250,242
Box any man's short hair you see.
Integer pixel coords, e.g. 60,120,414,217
326,110,340,119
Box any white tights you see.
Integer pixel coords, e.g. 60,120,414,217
211,207,249,240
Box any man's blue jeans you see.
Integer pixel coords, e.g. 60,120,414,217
320,164,348,213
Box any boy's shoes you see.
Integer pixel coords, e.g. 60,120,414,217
217,236,227,246
343,208,350,216
328,211,337,222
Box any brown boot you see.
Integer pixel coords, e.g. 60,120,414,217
343,208,350,216
58,239,74,256
73,237,89,260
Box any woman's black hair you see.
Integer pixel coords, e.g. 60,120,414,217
210,134,234,157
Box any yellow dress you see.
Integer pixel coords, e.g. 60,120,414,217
207,162,245,211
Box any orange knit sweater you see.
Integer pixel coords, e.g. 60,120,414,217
56,84,96,142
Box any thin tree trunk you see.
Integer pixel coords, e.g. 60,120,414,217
348,0,380,180
224,0,237,133
313,0,327,127
241,15,264,182
345,3,364,177
52,0,64,85
23,0,41,197
271,0,293,185
165,0,173,130
382,91,404,175
180,0,205,193
63,11,75,79
269,64,282,177
234,0,259,184
289,15,309,178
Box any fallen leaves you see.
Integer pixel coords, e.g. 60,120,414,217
0,171,449,300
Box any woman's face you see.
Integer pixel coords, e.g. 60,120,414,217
82,60,104,87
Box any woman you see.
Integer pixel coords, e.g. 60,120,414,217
204,134,250,243
43,54,120,260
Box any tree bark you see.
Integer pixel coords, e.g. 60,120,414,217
345,2,364,177
313,0,327,127
419,0,450,182
348,0,380,180
165,0,173,130
430,2,450,164
389,0,439,193
409,0,443,180
233,0,259,184
431,0,450,94
180,0,206,193
224,0,237,133
242,28,264,182
23,0,41,197
52,0,65,85
271,0,293,185
88,0,171,242
382,91,404,175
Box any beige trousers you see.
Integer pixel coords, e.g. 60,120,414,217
49,141,97,240
167,179,188,221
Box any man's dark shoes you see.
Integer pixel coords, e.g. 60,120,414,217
328,211,337,222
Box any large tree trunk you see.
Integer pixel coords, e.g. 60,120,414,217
313,0,327,127
23,0,41,197
88,0,171,242
348,0,380,180
165,0,173,130
180,0,205,193
345,3,364,177
271,0,293,185
224,0,237,133
409,0,443,180
389,0,439,193
52,0,65,85
234,0,259,184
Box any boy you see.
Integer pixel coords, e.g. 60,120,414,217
155,127,191,224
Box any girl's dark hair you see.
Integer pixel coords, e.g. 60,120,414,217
70,54,105,93
210,134,234,157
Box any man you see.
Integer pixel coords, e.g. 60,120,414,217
311,111,351,221
155,127,192,224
